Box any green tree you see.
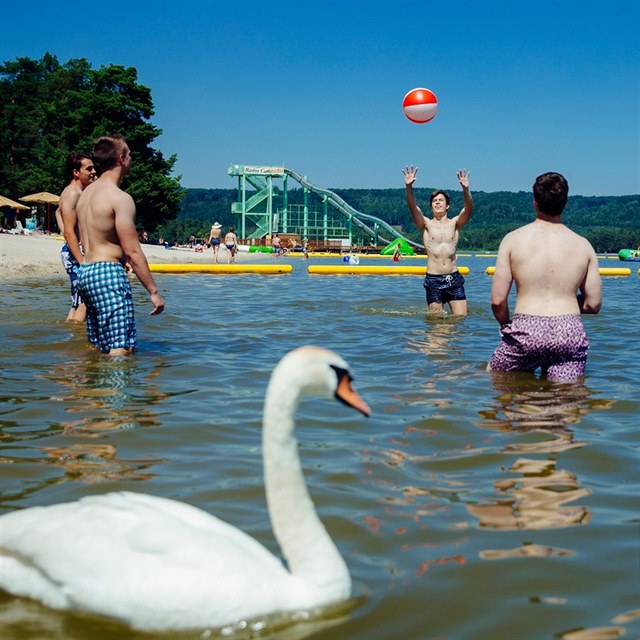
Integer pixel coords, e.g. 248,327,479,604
0,53,184,232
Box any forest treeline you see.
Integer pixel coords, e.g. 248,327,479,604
1,54,183,232
170,187,639,253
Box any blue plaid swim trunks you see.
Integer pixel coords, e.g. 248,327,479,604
60,243,83,308
77,262,136,353
423,271,466,305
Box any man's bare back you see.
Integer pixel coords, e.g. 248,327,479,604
488,172,601,380
494,220,601,317
79,180,134,265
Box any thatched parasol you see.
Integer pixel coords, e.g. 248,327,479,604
19,192,61,231
0,195,30,210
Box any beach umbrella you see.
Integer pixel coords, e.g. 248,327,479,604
19,192,60,231
0,195,30,210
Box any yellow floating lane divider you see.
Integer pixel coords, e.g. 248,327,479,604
308,265,470,275
149,263,292,274
599,267,632,276
485,266,631,277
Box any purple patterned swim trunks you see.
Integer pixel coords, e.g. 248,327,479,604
489,313,589,381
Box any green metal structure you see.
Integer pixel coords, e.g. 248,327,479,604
227,164,419,249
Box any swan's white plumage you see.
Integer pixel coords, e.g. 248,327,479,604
0,346,370,631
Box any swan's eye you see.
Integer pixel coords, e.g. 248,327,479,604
330,364,351,386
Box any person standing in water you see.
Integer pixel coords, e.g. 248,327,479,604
403,165,473,315
487,172,601,381
76,135,164,355
56,152,96,322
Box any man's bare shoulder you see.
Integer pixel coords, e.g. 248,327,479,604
82,180,132,205
508,221,536,237
59,182,82,208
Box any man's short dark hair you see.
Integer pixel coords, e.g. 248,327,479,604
65,152,91,179
533,172,569,216
430,189,450,206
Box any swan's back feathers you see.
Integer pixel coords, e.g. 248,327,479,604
0,491,302,628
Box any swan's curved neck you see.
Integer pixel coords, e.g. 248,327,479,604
263,391,350,597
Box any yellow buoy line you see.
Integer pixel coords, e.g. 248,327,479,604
149,264,292,274
308,265,470,276
147,263,635,277
485,266,632,277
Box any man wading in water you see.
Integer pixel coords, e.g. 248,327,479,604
403,165,473,315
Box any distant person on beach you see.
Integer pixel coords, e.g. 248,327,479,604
487,172,602,381
208,222,222,262
76,134,165,355
224,226,239,263
403,165,473,315
56,152,96,322
272,233,282,256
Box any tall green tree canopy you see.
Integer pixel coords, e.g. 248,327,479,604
0,53,184,232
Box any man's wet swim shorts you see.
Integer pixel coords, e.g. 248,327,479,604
423,271,466,305
489,313,589,381
60,243,82,309
77,262,136,353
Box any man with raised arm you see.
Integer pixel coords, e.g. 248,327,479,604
76,135,164,355
403,165,473,315
56,152,96,322
487,172,602,381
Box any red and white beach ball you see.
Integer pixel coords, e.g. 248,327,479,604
402,88,438,124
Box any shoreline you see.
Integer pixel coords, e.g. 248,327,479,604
0,233,272,279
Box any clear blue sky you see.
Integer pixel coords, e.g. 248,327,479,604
2,0,639,195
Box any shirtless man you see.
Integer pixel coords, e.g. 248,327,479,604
76,135,164,355
272,233,282,256
56,152,96,322
208,222,222,262
403,165,473,315
487,172,602,381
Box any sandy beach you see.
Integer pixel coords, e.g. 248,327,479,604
0,232,270,279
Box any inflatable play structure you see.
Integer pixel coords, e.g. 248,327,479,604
618,249,640,262
379,237,415,256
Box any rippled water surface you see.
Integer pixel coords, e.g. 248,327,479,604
1,256,638,640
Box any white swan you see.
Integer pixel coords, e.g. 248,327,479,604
0,346,370,631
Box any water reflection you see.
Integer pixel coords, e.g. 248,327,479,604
468,373,615,532
41,356,167,435
477,371,615,451
405,316,461,361
467,457,591,530
404,317,466,404
42,443,159,484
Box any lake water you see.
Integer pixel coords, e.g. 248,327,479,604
1,255,638,640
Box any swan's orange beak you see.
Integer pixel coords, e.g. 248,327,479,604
336,375,371,416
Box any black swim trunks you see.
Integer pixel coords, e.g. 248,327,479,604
423,271,466,305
